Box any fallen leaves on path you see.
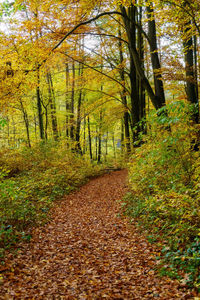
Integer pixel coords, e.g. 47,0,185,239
0,170,195,299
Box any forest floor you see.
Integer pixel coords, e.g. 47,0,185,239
0,170,195,299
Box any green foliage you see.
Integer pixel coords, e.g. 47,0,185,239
0,117,6,130
159,238,200,288
0,0,14,18
0,141,106,257
123,101,200,289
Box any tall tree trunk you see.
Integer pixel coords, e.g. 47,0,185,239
88,116,93,160
183,22,199,123
75,62,83,154
97,110,102,163
36,69,44,140
121,119,124,154
146,2,166,108
105,130,108,158
66,62,70,137
47,72,58,141
70,61,75,140
83,113,86,155
112,132,116,158
138,6,146,134
120,5,164,110
194,35,199,102
44,104,48,141
130,54,140,142
118,26,131,153
129,5,141,142
20,99,31,148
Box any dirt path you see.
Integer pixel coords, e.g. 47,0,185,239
0,170,194,299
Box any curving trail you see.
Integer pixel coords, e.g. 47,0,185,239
0,170,193,299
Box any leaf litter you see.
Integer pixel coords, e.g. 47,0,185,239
0,170,196,299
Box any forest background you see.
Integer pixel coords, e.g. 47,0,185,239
0,0,200,290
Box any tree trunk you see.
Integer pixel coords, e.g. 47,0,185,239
183,22,199,123
120,5,164,110
97,110,102,163
118,26,131,153
138,6,146,134
20,99,31,148
70,61,75,140
83,113,86,154
36,69,44,140
47,72,58,141
75,62,83,154
121,119,124,154
146,2,166,108
88,116,93,160
66,62,70,137
112,132,116,158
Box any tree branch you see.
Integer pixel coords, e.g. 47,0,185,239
61,52,131,95
51,11,123,53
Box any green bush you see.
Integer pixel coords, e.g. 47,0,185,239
0,141,108,257
123,101,200,289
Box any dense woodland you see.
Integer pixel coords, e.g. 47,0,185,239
0,0,200,292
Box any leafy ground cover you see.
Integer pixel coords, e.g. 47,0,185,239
0,141,122,258
0,170,195,298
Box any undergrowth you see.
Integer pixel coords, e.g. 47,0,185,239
0,140,122,258
122,101,200,290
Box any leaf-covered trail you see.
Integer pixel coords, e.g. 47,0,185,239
0,170,193,299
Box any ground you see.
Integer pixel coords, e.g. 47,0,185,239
0,170,195,299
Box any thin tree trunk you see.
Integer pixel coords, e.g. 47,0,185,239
70,61,75,140
97,110,102,164
88,116,93,160
121,119,124,154
36,69,44,140
95,126,98,160
47,72,58,141
83,112,86,154
44,105,48,141
75,62,83,154
112,132,116,158
20,99,31,148
66,62,70,137
105,130,108,157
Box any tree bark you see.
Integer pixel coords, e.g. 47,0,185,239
120,5,164,110
66,62,70,137
146,2,166,108
138,6,146,134
70,61,75,140
36,69,44,140
47,72,58,141
118,26,131,153
20,99,31,148
183,22,199,123
88,116,93,160
75,62,83,154
97,110,102,164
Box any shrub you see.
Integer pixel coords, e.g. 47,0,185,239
123,101,200,289
0,140,108,257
